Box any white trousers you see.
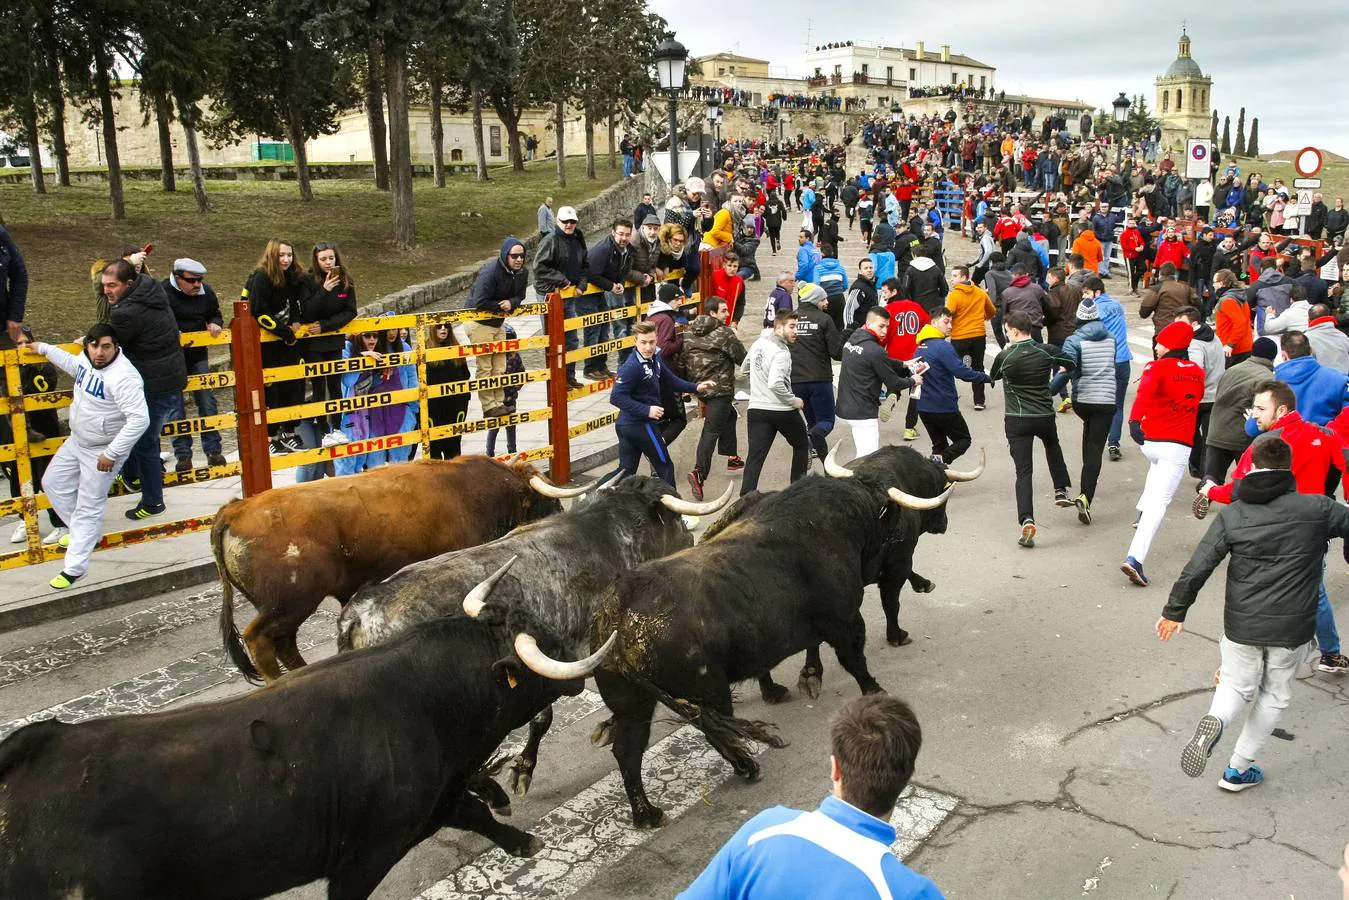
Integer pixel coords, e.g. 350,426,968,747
837,417,880,459
1127,440,1189,564
41,440,122,577
1208,635,1313,766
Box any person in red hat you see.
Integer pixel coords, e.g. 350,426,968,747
1122,319,1206,586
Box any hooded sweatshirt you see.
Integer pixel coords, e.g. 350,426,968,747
1007,232,1043,283
837,328,915,419
945,282,996,341
36,342,149,461
999,273,1049,328
1275,354,1349,425
742,331,797,411
470,237,529,327
1186,323,1225,404
1130,352,1205,445
791,289,842,383
905,256,948,313
814,256,849,298
914,324,992,413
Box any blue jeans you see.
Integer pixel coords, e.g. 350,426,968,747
792,381,836,460
1318,562,1340,655
577,294,605,375
294,421,330,483
1108,361,1131,446
1099,242,1114,276
125,392,177,509
608,288,635,367
169,357,222,459
623,154,634,177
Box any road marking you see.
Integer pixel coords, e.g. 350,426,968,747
424,725,959,899
0,588,224,689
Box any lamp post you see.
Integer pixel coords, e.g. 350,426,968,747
1112,92,1130,171
654,35,688,185
890,102,903,125
705,96,722,168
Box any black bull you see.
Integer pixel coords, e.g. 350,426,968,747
0,615,612,900
482,445,974,827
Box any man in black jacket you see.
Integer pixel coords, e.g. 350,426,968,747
162,258,225,472
836,307,919,458
470,236,529,417
586,218,644,376
791,284,843,462
1160,436,1349,793
533,208,589,388
0,224,27,348
101,260,187,520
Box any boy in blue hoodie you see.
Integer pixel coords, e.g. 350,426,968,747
602,321,715,489
914,308,993,464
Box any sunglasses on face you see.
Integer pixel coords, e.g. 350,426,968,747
178,274,204,284
508,252,525,259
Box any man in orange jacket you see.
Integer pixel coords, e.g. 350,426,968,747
944,265,997,410
1071,229,1103,277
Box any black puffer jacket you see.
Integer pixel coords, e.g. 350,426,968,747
302,276,358,352
533,226,588,293
1164,469,1349,647
469,237,529,328
244,266,311,343
791,297,842,383
108,274,187,395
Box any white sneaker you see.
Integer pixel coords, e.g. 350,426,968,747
9,521,26,544
42,526,68,546
321,430,349,448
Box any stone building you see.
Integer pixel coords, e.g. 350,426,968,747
1155,29,1213,152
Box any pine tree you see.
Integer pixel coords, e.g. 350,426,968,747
1235,107,1246,156
1209,110,1218,143
1247,118,1259,157
1220,116,1231,155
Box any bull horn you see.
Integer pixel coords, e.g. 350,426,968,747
514,630,618,681
463,556,518,618
886,484,954,511
944,448,986,482
823,446,854,478
529,475,590,499
659,483,734,516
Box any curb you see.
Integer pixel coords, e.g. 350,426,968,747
0,560,221,634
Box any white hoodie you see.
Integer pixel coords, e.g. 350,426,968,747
37,342,149,461
741,332,796,412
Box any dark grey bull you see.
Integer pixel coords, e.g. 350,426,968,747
338,475,733,793
472,450,961,827
0,613,614,900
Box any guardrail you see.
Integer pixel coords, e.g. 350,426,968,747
1,252,720,570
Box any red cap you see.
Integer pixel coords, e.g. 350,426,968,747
1156,320,1195,351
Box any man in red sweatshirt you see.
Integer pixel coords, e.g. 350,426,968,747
881,278,929,441
1122,320,1206,586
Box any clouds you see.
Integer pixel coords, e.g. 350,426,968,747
648,0,1349,156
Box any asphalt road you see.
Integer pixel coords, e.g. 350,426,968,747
2,237,1346,899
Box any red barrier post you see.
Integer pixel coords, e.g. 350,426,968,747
229,300,273,497
698,249,715,313
545,289,572,485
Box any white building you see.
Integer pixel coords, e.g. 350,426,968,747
803,40,997,107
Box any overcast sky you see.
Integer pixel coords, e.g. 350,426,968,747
649,0,1349,159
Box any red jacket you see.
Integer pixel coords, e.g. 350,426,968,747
1210,411,1346,504
1129,355,1205,445
884,299,929,361
1153,238,1190,271
1119,227,1145,259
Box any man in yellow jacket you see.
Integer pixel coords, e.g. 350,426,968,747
944,265,997,411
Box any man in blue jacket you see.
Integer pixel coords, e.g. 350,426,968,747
601,321,714,489
1274,331,1349,426
795,230,819,285
0,224,28,347
1086,277,1135,460
914,308,992,464
680,694,943,900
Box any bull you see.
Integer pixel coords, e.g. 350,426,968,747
338,475,734,794
0,612,616,900
213,456,564,683
470,447,960,827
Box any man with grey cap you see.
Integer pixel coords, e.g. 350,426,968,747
162,258,225,472
534,205,590,389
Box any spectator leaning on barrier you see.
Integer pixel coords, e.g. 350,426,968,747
3,325,66,545
297,242,358,447
588,218,644,374
162,258,226,473
533,207,590,390
0,223,28,347
469,237,528,418
101,259,187,522
33,324,149,590
244,239,310,454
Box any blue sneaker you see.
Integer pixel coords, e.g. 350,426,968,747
1121,556,1148,586
1181,714,1223,777
1219,765,1263,792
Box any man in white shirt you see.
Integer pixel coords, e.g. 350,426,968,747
740,310,809,495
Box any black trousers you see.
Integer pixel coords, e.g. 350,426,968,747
949,336,989,405
261,342,303,437
1190,402,1213,474
1072,402,1114,502
658,382,687,447
694,397,738,477
427,393,471,459
1005,415,1071,524
605,422,675,487
918,410,972,463
767,226,782,254
904,394,921,430
742,408,809,496
1204,443,1244,487
305,347,344,432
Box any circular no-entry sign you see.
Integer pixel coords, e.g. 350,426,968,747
1191,143,1208,162
1294,146,1323,178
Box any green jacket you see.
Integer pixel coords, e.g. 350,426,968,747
989,339,1075,417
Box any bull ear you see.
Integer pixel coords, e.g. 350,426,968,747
249,719,276,754
492,657,527,690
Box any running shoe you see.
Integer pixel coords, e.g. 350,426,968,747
49,571,82,590
1121,556,1148,586
58,531,71,549
1018,521,1036,548
686,469,705,501
42,526,68,546
1218,765,1263,792
1317,653,1349,674
1075,494,1091,526
726,456,746,474
1054,488,1073,507
1057,397,1073,413
1193,493,1211,520
321,429,349,448
8,522,25,544
903,428,919,441
1108,444,1122,462
125,504,166,521
1180,714,1224,778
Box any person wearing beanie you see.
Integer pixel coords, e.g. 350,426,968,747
790,283,843,463
1201,337,1277,487
1121,320,1206,586
1053,295,1117,524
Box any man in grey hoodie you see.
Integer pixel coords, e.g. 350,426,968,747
1178,306,1226,478
1305,304,1349,371
740,310,809,496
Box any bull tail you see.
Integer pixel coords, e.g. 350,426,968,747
212,512,263,685
627,672,788,758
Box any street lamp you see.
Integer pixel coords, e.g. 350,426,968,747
705,96,722,168
1112,92,1130,170
654,35,688,185
890,103,903,125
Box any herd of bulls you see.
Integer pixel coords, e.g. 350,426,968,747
0,446,981,899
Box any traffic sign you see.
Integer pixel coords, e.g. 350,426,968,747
1293,189,1314,217
1294,146,1323,178
1185,138,1211,179
1293,178,1322,190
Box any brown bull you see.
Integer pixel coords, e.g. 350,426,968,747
213,456,566,683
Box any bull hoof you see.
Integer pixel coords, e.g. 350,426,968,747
912,578,935,594
760,681,793,705
590,718,615,747
508,757,534,797
733,757,761,781
798,671,822,700
887,628,913,647
512,835,544,858
632,806,667,829
861,682,887,696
